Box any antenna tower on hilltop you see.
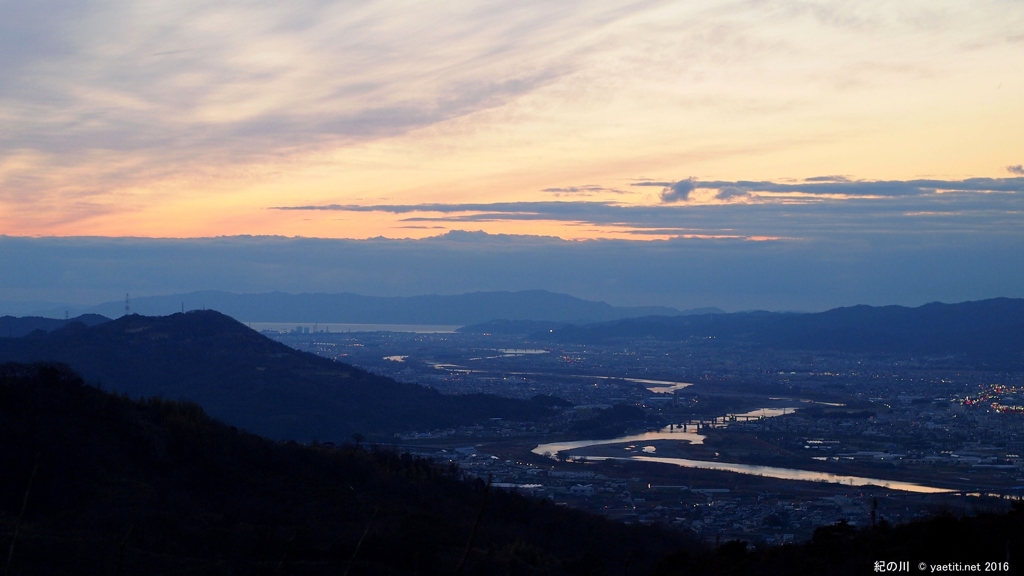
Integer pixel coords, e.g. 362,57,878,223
124,293,130,317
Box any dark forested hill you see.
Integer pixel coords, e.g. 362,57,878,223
541,298,1024,368
3,364,1023,575
0,311,562,440
0,313,109,338
653,511,1024,576
0,363,695,575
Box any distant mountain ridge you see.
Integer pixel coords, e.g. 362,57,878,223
0,311,564,440
0,313,110,337
540,298,1024,368
38,290,706,325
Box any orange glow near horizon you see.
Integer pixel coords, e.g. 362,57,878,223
1,1,1022,240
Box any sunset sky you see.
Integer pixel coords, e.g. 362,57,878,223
2,0,1022,241
2,1,1023,311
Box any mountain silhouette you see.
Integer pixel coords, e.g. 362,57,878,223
541,298,1024,368
0,362,693,574
52,289,704,324
0,313,109,338
3,363,1022,574
0,311,564,440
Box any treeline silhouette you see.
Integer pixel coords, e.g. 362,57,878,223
0,363,698,575
0,311,565,441
653,511,1024,576
569,405,656,440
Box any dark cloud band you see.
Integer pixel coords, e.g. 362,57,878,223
631,176,1024,203
270,177,1024,241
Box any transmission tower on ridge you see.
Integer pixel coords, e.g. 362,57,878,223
124,293,131,317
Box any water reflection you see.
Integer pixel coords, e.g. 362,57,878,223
532,409,787,456
533,426,708,455
505,373,693,394
731,408,789,419
249,322,460,333
532,405,952,494
624,378,692,394
769,397,846,407
587,456,951,494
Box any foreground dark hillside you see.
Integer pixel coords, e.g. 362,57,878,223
654,511,1024,576
542,298,1024,368
0,363,696,575
4,363,1024,575
0,312,563,441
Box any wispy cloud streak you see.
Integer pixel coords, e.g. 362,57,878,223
271,176,1024,239
3,0,1023,237
0,1,662,195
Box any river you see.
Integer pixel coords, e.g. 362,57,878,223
583,456,950,494
533,408,792,453
532,406,951,494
